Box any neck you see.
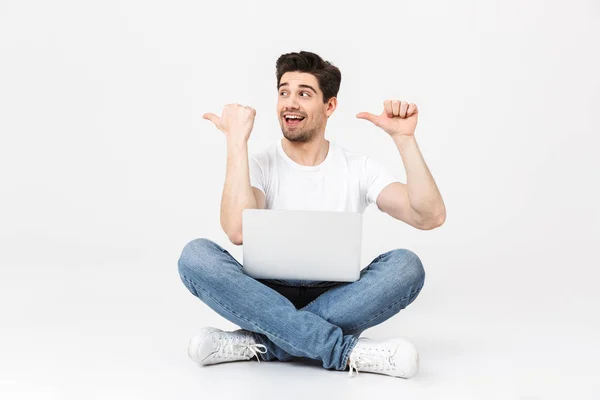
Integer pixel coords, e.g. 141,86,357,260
281,136,330,166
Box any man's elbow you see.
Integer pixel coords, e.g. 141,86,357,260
419,212,446,230
228,231,243,246
222,220,243,245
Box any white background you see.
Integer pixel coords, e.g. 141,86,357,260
1,0,599,399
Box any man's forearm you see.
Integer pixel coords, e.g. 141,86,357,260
393,135,446,224
220,140,257,243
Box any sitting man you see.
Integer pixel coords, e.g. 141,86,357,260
177,50,446,379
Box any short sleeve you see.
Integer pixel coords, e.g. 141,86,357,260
364,156,400,208
249,154,265,194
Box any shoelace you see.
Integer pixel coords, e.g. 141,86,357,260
218,333,267,363
348,353,393,377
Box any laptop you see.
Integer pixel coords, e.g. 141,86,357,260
241,209,363,282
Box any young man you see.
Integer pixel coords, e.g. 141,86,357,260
178,51,446,378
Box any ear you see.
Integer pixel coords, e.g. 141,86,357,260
325,97,337,117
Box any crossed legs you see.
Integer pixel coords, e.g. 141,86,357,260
177,238,425,370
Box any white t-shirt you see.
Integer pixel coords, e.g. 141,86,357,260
249,139,400,214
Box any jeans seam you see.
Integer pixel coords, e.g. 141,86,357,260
341,335,359,371
181,274,323,361
345,285,423,332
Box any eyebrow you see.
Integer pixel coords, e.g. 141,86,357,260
278,82,317,94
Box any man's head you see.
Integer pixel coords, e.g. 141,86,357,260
276,51,341,143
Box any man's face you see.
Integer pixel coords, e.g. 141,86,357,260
277,72,335,143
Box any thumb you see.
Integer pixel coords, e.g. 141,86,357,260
202,113,220,127
356,112,380,126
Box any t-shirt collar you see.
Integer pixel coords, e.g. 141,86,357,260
277,139,334,171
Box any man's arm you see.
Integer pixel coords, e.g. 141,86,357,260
377,136,446,230
221,141,265,245
357,100,446,230
203,104,265,245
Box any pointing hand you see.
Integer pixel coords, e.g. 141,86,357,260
203,104,256,143
357,100,418,138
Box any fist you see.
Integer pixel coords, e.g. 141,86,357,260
203,104,256,143
357,100,418,138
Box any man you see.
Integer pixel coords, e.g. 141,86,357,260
177,51,446,378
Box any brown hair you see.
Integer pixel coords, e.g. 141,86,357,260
276,51,341,104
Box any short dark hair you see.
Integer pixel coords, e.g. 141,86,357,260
276,51,341,104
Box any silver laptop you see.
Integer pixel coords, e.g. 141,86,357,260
242,209,363,282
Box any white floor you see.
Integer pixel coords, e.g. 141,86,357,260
1,239,599,400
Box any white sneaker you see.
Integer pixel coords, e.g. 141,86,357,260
347,337,420,378
188,327,267,366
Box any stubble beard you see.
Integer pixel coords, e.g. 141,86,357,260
281,123,319,143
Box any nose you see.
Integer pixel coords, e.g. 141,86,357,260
283,94,300,109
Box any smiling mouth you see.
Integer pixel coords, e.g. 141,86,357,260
284,115,305,122
283,115,305,127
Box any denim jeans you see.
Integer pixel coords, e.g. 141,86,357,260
177,238,425,371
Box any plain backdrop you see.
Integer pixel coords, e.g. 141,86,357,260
1,0,599,399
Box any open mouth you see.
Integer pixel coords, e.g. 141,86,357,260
284,115,305,127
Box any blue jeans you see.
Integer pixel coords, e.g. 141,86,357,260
177,238,425,371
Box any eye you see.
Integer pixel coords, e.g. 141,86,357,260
279,91,310,97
